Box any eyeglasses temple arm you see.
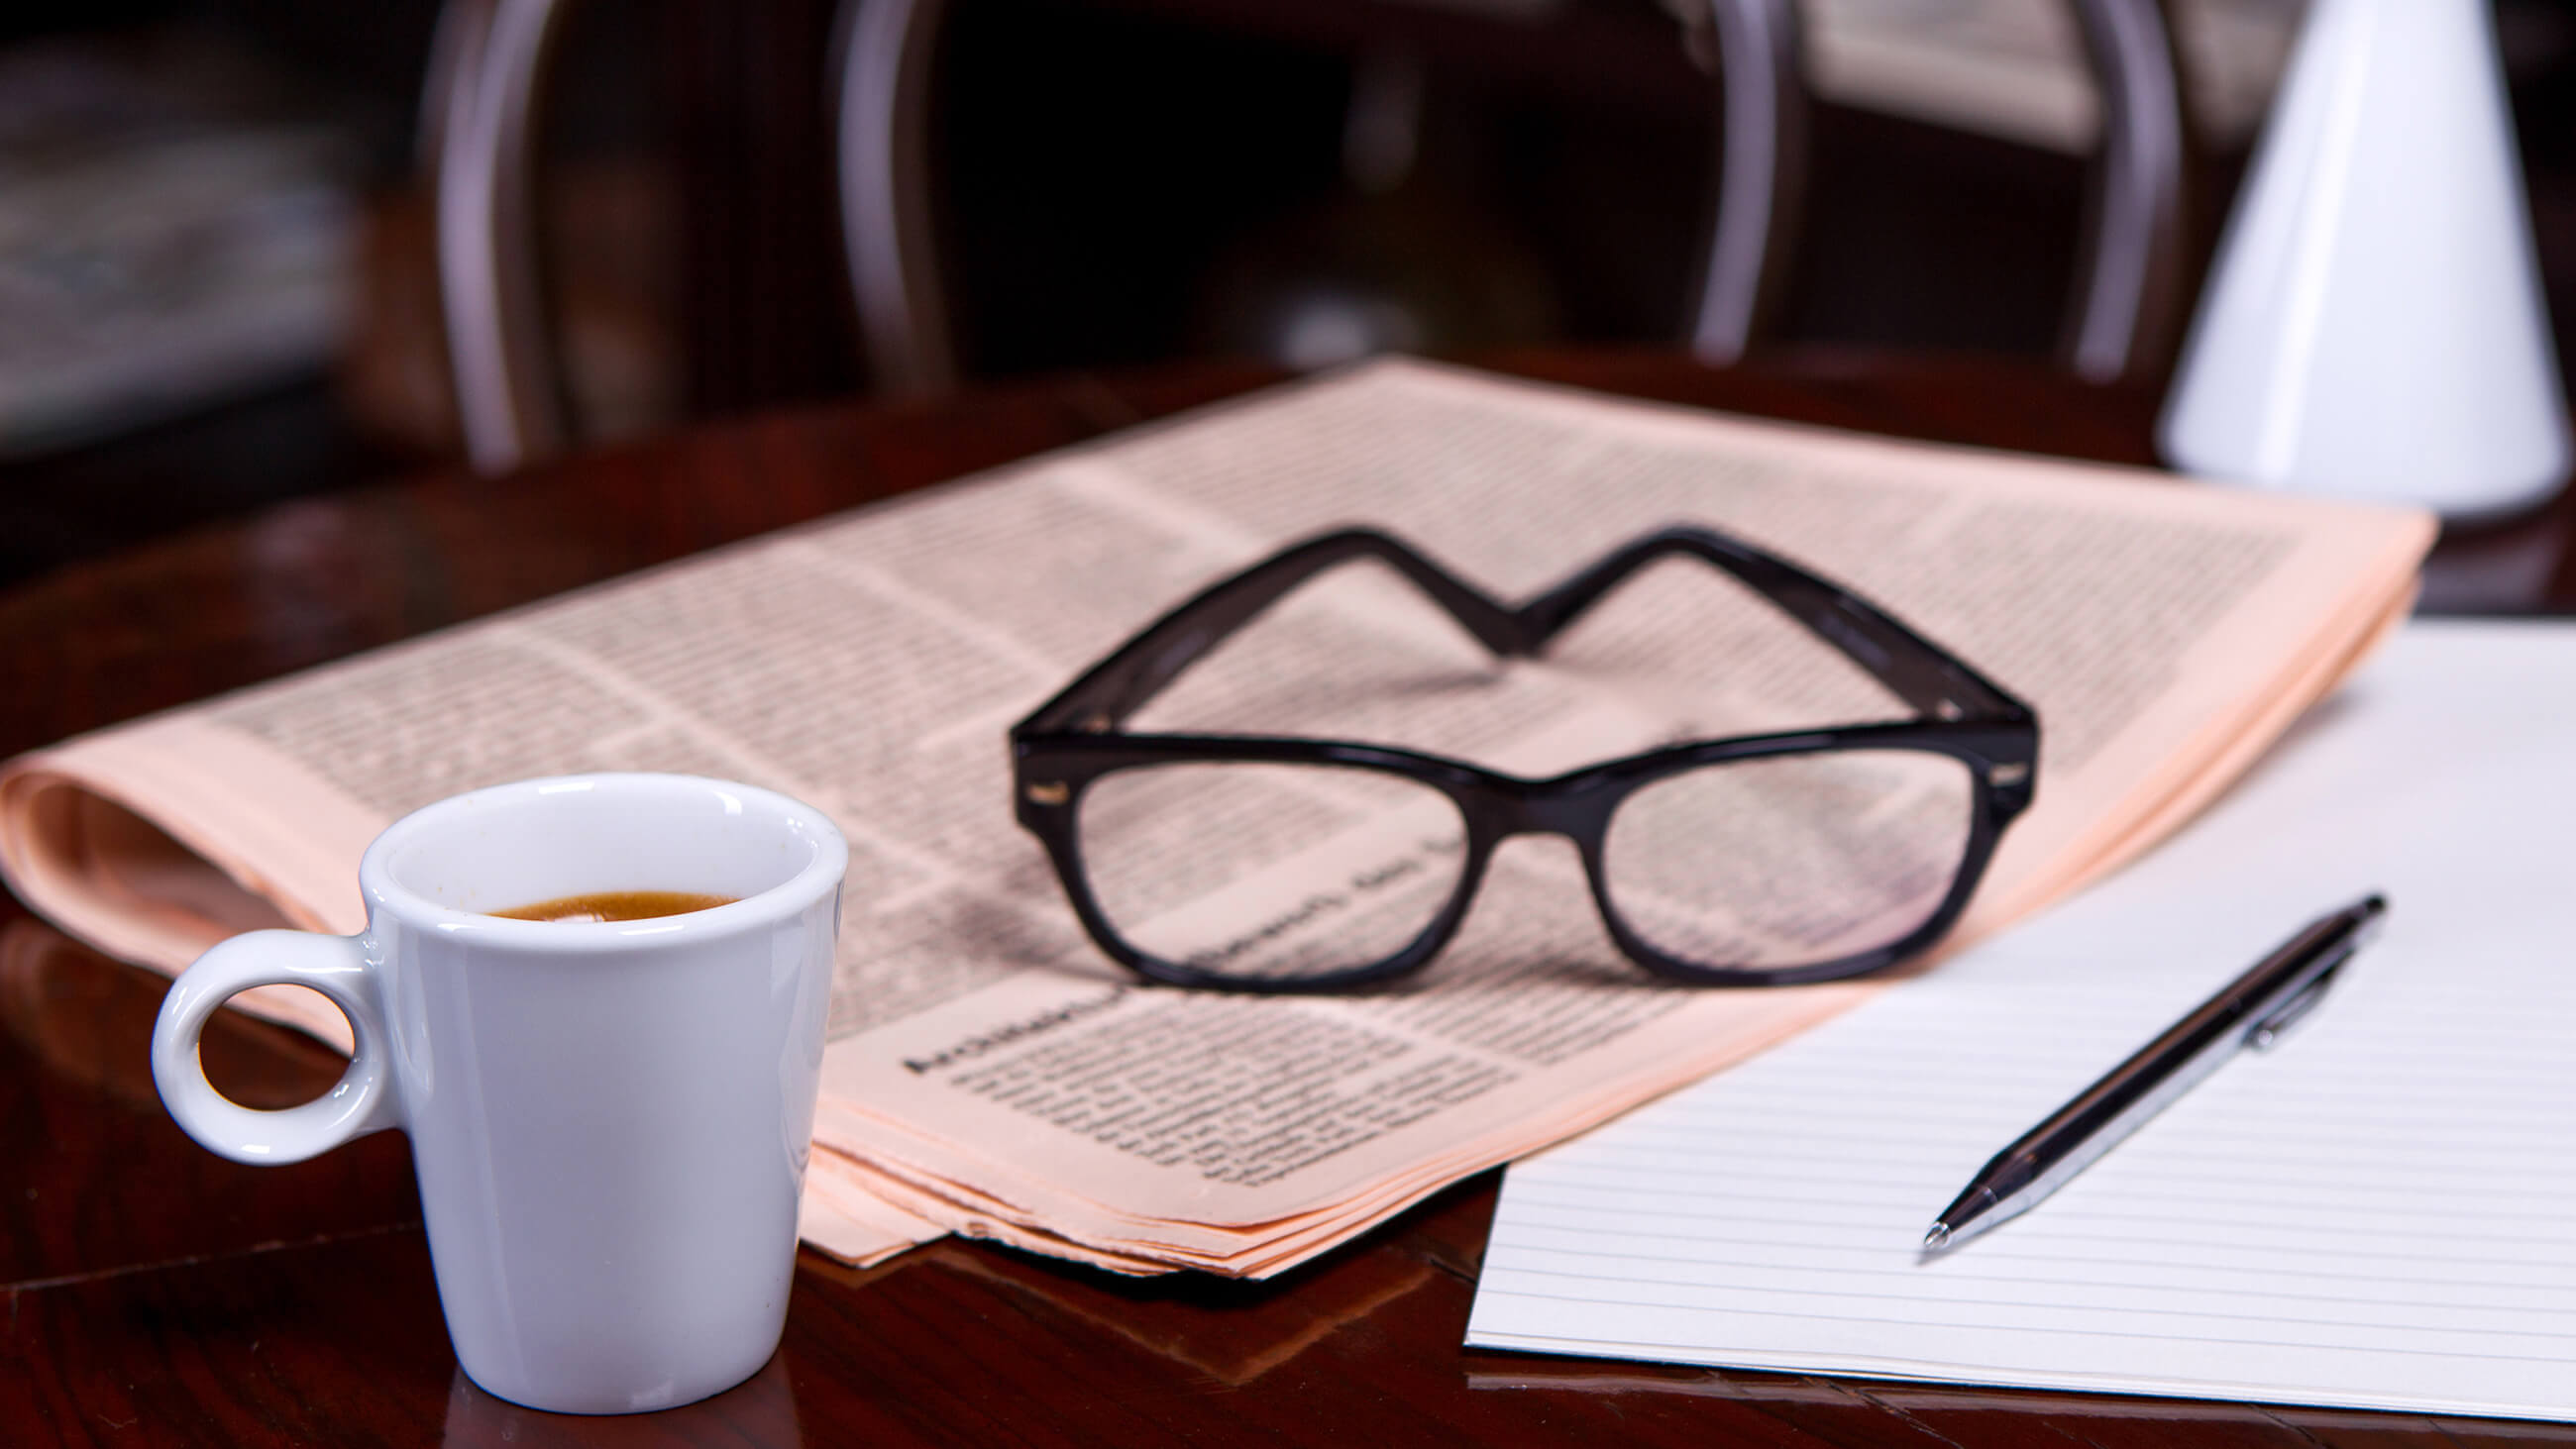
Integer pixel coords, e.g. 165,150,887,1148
1518,526,2034,726
1016,528,1528,735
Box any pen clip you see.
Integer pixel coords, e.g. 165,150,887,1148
2247,957,2347,1051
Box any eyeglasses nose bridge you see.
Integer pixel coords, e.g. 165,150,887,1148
1482,775,1618,844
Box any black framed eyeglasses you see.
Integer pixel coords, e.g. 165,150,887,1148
1011,526,2038,993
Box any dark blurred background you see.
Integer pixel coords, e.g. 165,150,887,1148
4,0,2574,589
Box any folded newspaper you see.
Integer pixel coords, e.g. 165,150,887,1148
0,361,2433,1276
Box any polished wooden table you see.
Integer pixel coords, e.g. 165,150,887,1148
7,351,2573,1446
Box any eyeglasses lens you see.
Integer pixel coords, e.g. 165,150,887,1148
1076,762,1469,983
1598,750,1976,974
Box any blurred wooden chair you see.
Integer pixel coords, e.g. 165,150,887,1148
837,0,2188,398
431,0,2189,471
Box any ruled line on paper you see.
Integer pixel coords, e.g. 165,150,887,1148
1476,1262,2576,1336
1468,1289,2576,1366
1478,1241,2576,1297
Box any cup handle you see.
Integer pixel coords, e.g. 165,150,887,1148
151,930,403,1164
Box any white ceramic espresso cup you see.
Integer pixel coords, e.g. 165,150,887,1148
150,774,847,1414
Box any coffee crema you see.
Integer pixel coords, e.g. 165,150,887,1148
489,891,737,923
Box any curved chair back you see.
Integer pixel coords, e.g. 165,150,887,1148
431,0,575,472
834,0,2185,396
431,0,2189,469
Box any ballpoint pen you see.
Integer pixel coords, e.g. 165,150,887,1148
1922,892,2387,1253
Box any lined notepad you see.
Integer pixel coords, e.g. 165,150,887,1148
1467,620,2576,1421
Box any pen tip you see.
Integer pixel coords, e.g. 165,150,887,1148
1923,1223,1951,1251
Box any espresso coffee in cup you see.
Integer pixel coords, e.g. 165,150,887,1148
490,890,737,923
151,774,846,1414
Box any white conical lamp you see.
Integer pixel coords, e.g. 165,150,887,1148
2160,0,2571,518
